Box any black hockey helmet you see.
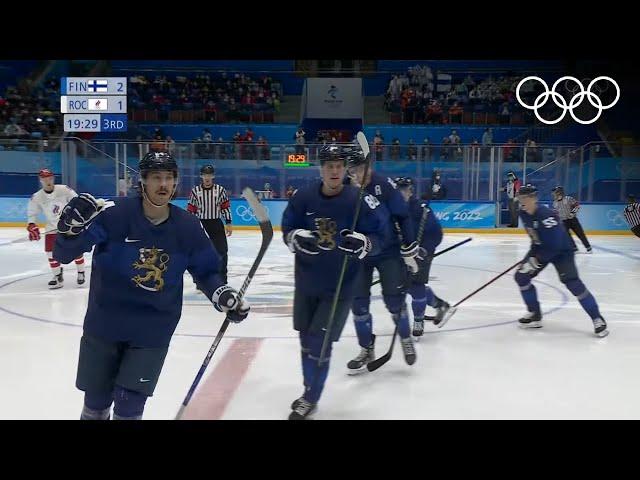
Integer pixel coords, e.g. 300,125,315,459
394,176,414,189
200,164,215,175
507,170,517,178
518,183,538,196
552,185,564,196
318,144,366,166
139,151,178,178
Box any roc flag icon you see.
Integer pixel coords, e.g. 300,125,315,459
87,79,108,93
88,98,108,111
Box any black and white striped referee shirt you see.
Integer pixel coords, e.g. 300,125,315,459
187,184,232,224
553,196,579,220
624,203,640,228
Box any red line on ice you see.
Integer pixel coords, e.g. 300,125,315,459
182,337,263,420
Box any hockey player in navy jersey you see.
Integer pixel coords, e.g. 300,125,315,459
394,177,451,337
514,184,608,337
53,152,250,420
344,151,420,372
282,144,390,420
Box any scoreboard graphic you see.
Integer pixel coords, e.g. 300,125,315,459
61,77,128,132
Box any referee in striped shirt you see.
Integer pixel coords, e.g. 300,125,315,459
552,185,592,253
187,165,232,283
624,194,640,238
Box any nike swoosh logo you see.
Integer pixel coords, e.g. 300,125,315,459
306,212,316,216
139,378,150,383
125,237,140,242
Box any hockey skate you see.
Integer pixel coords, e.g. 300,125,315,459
400,336,416,365
433,300,455,328
412,319,424,338
518,311,542,328
593,317,609,338
586,247,593,254
77,271,85,285
288,398,317,420
48,268,63,290
347,334,375,375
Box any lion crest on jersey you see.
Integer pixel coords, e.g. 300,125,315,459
131,247,170,292
315,217,337,250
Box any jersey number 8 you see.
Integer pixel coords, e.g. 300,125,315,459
364,194,380,210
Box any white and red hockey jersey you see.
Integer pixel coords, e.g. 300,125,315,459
27,185,78,232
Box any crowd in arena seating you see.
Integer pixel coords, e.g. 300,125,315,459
0,77,61,147
384,64,528,125
128,73,282,123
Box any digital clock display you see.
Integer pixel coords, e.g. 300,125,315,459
284,153,309,167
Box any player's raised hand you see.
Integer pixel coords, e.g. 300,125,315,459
57,193,105,236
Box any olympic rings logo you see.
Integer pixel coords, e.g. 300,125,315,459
606,209,626,227
236,204,269,222
516,76,620,125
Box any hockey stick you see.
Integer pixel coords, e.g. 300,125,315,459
369,237,473,287
174,187,272,420
437,259,522,326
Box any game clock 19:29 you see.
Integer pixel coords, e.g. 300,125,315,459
284,153,309,167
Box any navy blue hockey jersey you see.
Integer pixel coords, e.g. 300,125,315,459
519,204,574,262
281,180,390,298
54,197,225,347
349,172,416,260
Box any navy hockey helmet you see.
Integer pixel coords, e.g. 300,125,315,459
518,183,538,196
139,151,178,178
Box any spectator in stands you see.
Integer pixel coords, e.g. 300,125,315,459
165,136,176,155
390,138,401,161
407,138,417,161
215,137,228,159
440,137,451,160
421,137,431,162
449,102,463,123
503,138,517,161
525,138,538,161
499,102,511,124
431,170,447,200
151,134,165,152
373,130,384,160
482,128,493,146
295,126,306,154
257,136,270,160
426,100,443,124
3,122,28,138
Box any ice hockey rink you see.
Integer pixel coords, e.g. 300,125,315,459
1,228,639,420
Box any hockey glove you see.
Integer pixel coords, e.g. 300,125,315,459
57,193,104,236
401,241,420,274
519,256,542,275
212,285,250,323
27,223,41,241
286,229,320,255
338,229,371,260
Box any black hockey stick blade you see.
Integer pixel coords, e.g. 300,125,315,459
367,326,398,372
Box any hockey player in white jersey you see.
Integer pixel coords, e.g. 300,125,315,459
27,169,86,289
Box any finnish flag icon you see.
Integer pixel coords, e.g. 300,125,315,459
89,98,108,111
87,79,108,92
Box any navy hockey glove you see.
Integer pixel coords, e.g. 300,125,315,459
338,229,371,259
286,229,320,255
57,193,104,236
401,241,419,274
212,285,250,323
519,256,542,275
